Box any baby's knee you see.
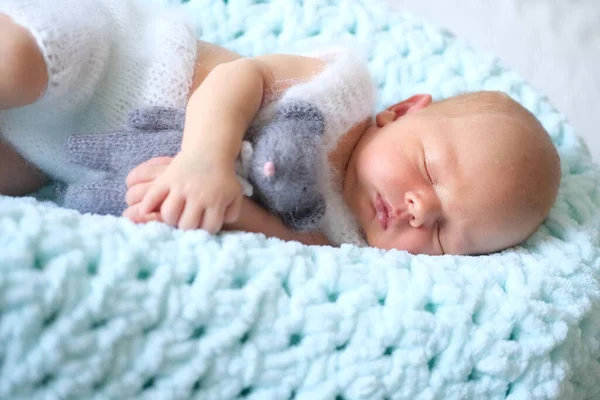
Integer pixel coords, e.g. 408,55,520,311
0,140,47,196
0,13,48,109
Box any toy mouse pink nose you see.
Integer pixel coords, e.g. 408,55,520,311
263,161,275,177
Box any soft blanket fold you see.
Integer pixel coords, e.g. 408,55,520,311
1,0,599,399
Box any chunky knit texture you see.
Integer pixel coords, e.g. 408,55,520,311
1,0,600,399
0,0,197,183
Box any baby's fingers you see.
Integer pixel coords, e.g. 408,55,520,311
122,204,141,221
123,204,163,223
200,206,226,234
140,184,169,214
223,195,242,224
126,182,151,206
160,191,186,227
178,200,205,231
126,157,173,187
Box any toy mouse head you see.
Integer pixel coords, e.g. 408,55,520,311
249,101,327,231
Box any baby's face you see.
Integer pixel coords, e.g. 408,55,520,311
343,102,538,255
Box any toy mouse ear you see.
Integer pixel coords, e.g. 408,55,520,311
126,107,185,131
276,101,325,138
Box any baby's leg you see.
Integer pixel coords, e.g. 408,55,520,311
0,13,48,109
0,139,47,196
0,13,49,195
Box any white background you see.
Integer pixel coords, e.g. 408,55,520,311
386,0,600,162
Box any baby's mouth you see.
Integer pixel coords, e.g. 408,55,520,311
374,194,390,230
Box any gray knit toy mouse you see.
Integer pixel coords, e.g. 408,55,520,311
56,101,326,232
248,101,326,231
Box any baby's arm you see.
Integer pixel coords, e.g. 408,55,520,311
223,197,330,246
126,157,330,246
0,13,48,109
182,53,326,161
140,53,326,232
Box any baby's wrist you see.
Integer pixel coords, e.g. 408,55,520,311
178,146,237,170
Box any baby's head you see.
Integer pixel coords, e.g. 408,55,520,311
343,91,561,255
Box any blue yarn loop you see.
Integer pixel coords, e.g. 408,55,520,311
0,0,599,399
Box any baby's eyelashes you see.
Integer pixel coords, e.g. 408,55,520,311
424,163,433,184
423,154,437,186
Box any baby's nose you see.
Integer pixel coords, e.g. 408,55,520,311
405,190,441,228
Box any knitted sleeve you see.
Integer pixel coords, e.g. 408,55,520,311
0,0,111,104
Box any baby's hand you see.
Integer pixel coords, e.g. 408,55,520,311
127,154,243,233
124,157,171,223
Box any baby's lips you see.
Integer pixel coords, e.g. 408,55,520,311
375,194,389,230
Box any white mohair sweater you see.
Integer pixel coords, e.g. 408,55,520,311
0,0,198,183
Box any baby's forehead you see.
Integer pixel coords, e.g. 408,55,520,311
445,112,533,147
422,118,533,183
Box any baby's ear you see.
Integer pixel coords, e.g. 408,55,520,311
376,94,432,126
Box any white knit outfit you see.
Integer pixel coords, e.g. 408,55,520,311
0,0,198,183
250,49,376,247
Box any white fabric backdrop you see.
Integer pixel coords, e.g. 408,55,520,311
386,0,600,162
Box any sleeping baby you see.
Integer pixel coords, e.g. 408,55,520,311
0,0,561,255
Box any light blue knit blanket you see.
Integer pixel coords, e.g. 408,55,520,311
2,0,600,399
